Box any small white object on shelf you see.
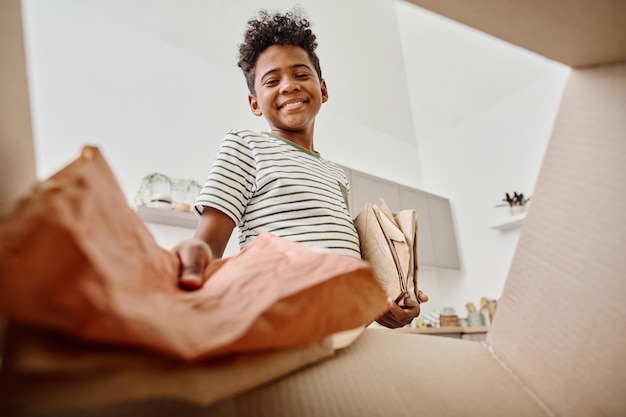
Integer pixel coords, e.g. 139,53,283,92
147,193,174,210
509,205,527,216
137,205,199,229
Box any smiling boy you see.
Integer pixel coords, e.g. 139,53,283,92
249,43,325,149
174,8,426,328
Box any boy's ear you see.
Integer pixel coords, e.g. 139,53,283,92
248,94,263,117
321,79,329,103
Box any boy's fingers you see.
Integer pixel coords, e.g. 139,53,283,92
384,298,420,327
173,239,213,290
178,273,205,290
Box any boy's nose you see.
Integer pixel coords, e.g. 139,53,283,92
279,80,300,93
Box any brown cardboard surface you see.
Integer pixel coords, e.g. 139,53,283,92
0,325,337,415
0,329,551,417
404,0,626,68
0,0,37,210
487,64,626,417
208,329,551,417
0,326,365,416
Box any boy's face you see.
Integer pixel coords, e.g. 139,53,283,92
248,45,328,140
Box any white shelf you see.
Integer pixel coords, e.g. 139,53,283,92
491,213,526,231
137,205,199,229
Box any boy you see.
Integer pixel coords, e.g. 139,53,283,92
174,8,427,328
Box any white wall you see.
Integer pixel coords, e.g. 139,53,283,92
22,0,420,197
21,0,569,317
395,2,570,316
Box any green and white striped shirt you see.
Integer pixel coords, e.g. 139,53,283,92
194,129,361,258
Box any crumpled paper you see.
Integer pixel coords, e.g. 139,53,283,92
0,146,387,361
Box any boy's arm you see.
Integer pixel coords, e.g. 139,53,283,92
172,207,235,290
193,206,236,259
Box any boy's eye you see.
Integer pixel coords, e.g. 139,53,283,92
261,72,311,86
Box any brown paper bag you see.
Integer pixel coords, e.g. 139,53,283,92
0,146,388,361
353,198,419,307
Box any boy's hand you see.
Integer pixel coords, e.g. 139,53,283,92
172,238,214,290
375,291,429,329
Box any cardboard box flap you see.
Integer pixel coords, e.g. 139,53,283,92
1,329,553,417
404,0,626,68
193,330,553,416
487,64,626,416
0,0,37,210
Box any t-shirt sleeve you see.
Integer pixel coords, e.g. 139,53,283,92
193,131,256,226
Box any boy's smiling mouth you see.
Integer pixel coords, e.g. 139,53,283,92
279,99,307,109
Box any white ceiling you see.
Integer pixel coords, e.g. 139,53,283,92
394,1,567,141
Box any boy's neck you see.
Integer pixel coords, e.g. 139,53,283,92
270,128,315,152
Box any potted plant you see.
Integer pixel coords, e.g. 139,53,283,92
134,172,174,209
495,191,530,216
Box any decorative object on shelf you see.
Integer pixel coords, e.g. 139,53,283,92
480,297,498,325
467,312,485,327
465,302,477,314
439,306,459,327
171,178,202,212
135,172,173,209
148,194,174,210
134,173,202,212
495,191,531,216
416,309,440,328
465,301,486,327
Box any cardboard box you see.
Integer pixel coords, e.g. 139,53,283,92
0,0,624,416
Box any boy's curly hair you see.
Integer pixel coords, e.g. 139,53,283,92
238,7,322,94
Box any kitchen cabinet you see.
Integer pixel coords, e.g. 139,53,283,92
398,186,436,266
343,166,460,270
349,170,401,213
426,194,461,269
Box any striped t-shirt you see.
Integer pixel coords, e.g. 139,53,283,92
194,129,361,258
